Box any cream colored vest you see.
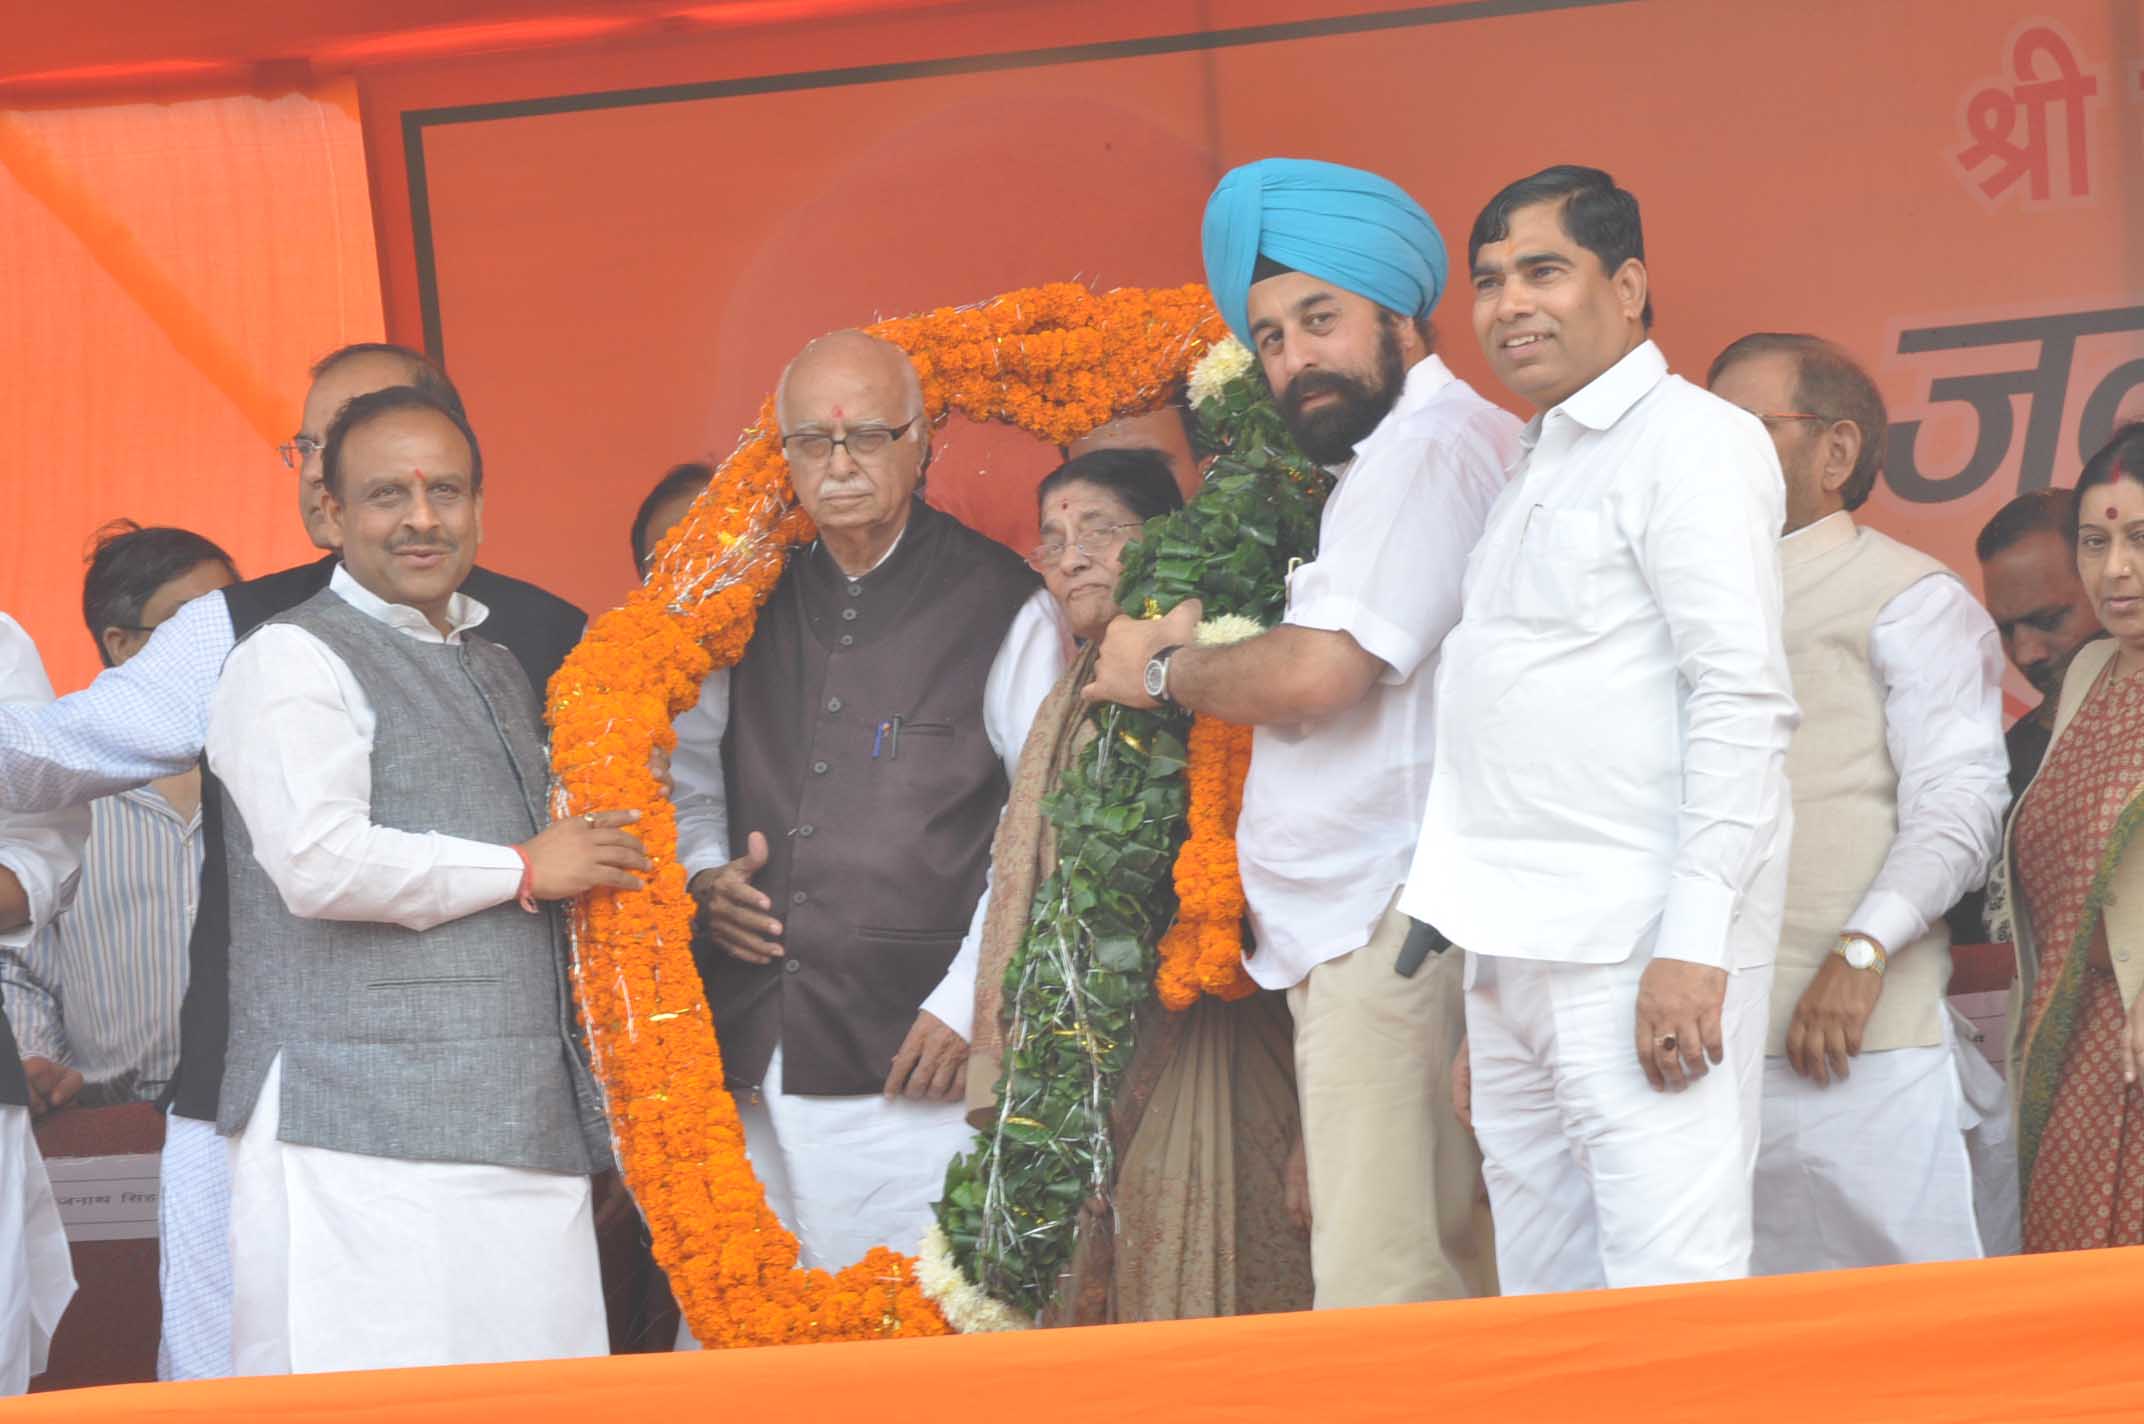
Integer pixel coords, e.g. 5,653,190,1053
1773,515,1955,1055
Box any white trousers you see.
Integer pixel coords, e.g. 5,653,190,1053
0,1105,74,1395
677,1041,972,1350
1751,1010,1984,1275
1466,950,1770,1294
157,1112,233,1380
229,1056,606,1375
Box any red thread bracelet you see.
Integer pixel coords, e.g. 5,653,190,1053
511,846,539,913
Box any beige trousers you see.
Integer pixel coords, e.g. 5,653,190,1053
1287,905,1491,1308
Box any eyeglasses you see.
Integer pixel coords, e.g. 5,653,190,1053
1025,522,1145,570
278,435,324,469
1753,411,1834,431
779,418,919,467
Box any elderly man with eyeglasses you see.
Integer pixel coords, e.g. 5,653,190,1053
669,330,1066,1304
1708,332,2010,1273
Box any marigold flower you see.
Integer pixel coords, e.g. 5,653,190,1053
550,282,1225,1345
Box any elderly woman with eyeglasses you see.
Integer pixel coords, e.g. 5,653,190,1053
1992,422,2144,1252
953,445,1312,1325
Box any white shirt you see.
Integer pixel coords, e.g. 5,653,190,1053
0,616,88,954
1234,354,1518,990
0,591,234,814
1786,513,2011,953
672,581,1070,1042
204,566,523,929
1402,341,1798,970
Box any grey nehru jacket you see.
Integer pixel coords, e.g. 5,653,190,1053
217,589,610,1175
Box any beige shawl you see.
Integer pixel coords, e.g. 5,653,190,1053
960,644,1311,1323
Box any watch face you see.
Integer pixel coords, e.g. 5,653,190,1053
1842,939,1875,969
1144,658,1167,700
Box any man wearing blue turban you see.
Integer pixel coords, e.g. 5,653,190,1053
1201,157,1449,355
1088,158,1515,1309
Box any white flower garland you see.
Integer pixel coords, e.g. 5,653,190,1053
915,1224,1033,1333
1186,335,1255,409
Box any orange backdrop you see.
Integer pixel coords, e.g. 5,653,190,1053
0,81,383,693
357,0,2144,729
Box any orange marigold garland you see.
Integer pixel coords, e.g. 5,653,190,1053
548,283,1226,1347
1155,711,1259,1010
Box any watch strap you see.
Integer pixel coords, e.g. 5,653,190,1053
1146,643,1185,707
1833,932,1889,976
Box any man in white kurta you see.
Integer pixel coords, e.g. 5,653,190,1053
1087,159,1515,1307
207,387,640,1374
672,332,1065,1313
0,614,85,1393
1404,166,1798,1293
1709,334,2011,1272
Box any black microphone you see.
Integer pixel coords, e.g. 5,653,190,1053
1394,916,1452,977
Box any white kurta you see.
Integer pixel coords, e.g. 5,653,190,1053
230,1058,603,1374
1409,342,1797,1293
207,568,604,1375
1233,356,1515,990
0,1107,73,1394
0,614,87,1393
1752,1018,1983,1275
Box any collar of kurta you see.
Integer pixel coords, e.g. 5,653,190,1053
1522,338,1668,449
1780,509,1859,567
327,561,490,644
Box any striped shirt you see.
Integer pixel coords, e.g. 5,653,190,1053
0,784,200,1099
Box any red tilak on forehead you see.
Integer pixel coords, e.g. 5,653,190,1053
2109,505,2121,521
832,404,845,421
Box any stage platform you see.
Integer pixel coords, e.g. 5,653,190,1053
11,1244,2139,1422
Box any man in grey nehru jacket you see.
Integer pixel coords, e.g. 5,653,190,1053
206,385,648,1374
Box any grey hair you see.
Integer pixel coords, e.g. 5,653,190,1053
773,329,925,433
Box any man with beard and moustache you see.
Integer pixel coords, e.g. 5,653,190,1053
1403,165,1797,1294
1087,158,1517,1309
1708,332,2011,1272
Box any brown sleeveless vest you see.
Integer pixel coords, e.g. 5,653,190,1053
710,500,1039,1095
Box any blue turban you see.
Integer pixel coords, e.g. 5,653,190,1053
1201,158,1448,348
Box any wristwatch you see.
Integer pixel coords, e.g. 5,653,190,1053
1143,644,1184,708
1832,933,1889,976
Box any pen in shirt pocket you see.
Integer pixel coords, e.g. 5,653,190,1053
873,716,902,760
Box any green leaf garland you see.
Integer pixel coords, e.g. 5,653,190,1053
935,340,1331,1317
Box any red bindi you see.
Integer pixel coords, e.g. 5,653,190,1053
2108,505,2121,521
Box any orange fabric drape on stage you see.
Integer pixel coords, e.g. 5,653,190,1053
0,82,382,693
13,1247,2144,1422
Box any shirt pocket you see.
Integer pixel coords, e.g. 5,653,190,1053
1508,505,1611,623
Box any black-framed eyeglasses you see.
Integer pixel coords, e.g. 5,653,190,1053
278,434,325,469
779,418,919,467
1025,522,1145,571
